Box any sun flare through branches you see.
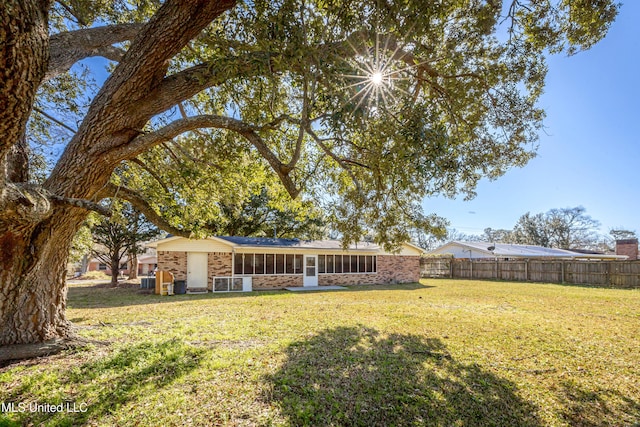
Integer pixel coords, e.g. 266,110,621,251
338,34,418,115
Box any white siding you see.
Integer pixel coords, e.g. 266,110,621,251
398,244,423,256
157,238,232,253
429,244,489,258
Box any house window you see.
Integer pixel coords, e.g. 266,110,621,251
365,256,374,273
233,253,304,275
316,255,377,274
294,254,303,274
265,254,275,274
285,254,294,274
327,255,334,273
98,263,107,271
120,263,128,270
276,254,285,274
243,254,254,275
234,255,243,275
342,255,350,273
232,253,376,275
255,253,265,275
350,255,358,272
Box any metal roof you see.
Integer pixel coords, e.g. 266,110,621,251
430,241,627,259
216,236,381,251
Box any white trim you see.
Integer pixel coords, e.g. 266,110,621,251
148,236,422,256
303,255,318,287
187,252,208,288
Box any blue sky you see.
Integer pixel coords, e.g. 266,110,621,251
423,2,640,237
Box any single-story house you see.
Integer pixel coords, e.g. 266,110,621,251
146,236,424,291
427,241,627,260
87,254,158,276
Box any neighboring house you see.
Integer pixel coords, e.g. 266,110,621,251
428,241,627,260
87,254,158,276
137,254,158,275
87,258,130,276
146,236,424,291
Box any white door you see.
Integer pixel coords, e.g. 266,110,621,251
187,252,208,288
303,255,318,287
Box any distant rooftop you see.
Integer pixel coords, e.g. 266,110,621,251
429,241,627,260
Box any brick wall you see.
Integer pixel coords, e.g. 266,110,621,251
250,275,302,289
376,255,420,283
208,252,232,290
318,256,419,285
157,251,187,281
157,251,420,289
318,273,379,286
616,239,638,260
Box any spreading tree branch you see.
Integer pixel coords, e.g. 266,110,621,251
46,0,238,198
46,23,144,80
48,193,111,216
100,183,192,238
126,158,171,195
118,115,300,198
33,107,77,134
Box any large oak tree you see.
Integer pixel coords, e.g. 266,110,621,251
0,0,618,347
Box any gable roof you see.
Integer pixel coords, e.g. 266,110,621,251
429,241,627,260
147,235,424,254
216,236,381,251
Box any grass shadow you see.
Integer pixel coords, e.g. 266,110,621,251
66,283,265,309
66,282,435,310
0,339,204,426
558,380,640,426
342,282,435,291
264,325,542,426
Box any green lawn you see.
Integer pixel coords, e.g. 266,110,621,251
1,279,639,426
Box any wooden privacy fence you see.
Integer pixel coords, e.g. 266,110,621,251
420,257,640,288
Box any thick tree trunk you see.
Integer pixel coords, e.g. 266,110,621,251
0,208,84,346
0,0,237,349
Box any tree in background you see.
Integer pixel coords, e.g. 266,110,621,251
610,228,637,241
68,215,97,274
92,203,159,287
511,207,600,249
0,1,618,347
213,188,326,240
482,228,514,244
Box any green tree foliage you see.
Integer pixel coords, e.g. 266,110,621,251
92,202,160,286
212,187,326,239
27,0,619,251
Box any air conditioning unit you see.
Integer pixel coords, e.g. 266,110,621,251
213,276,252,292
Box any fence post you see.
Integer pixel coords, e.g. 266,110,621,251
561,261,565,284
525,259,529,281
470,259,473,279
449,259,453,278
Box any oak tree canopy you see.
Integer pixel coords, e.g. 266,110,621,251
0,0,618,347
